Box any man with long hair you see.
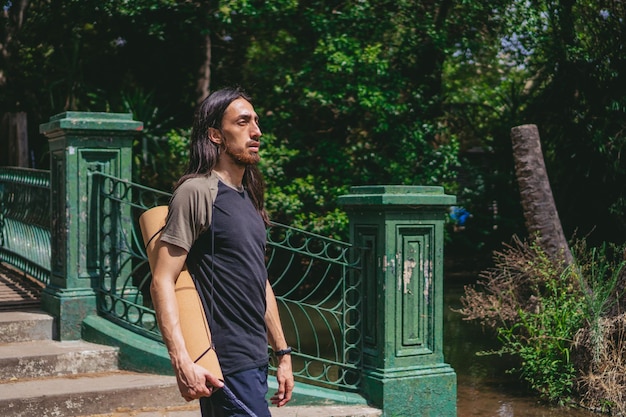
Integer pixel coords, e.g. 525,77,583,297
150,87,294,416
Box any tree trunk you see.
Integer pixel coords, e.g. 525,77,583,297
1,112,29,167
1,0,30,87
511,124,573,265
196,33,212,104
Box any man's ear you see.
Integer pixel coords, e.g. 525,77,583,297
208,127,222,144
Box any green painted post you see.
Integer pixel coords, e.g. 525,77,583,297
39,112,143,340
339,185,457,417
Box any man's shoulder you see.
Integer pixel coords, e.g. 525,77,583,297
175,173,219,196
179,173,214,187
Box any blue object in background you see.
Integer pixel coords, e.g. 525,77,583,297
450,206,470,226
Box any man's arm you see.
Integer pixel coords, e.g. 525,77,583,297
150,240,223,401
265,280,295,407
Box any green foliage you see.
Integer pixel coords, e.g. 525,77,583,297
504,0,626,244
120,88,186,190
463,237,626,406
231,0,465,234
471,239,583,403
258,131,349,237
441,0,626,249
3,0,626,246
2,0,212,125
495,256,584,403
570,241,626,364
132,127,189,191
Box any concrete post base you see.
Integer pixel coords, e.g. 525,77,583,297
41,286,96,340
363,364,457,416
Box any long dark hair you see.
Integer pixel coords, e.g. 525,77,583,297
175,87,269,224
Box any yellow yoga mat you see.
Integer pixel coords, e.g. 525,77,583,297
139,206,223,380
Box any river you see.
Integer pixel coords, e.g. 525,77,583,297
444,260,599,417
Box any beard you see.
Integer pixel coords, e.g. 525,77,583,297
223,141,260,166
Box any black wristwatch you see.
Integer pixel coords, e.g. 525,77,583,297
274,347,292,356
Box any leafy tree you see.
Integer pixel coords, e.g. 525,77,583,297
515,0,626,245
211,0,518,236
442,0,626,250
3,0,624,247
2,0,216,169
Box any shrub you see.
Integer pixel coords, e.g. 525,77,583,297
459,236,626,408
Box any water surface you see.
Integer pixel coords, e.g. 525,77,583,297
445,266,598,417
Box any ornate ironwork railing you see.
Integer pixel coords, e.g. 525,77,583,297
266,224,362,390
0,167,51,285
93,171,171,341
0,167,364,392
94,171,363,391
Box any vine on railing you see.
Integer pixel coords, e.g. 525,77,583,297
94,171,363,391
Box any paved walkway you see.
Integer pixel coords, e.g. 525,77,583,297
83,404,381,417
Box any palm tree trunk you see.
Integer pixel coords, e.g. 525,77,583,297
511,124,573,265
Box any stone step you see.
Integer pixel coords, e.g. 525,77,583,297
0,371,187,417
0,310,54,343
0,340,119,380
0,302,382,417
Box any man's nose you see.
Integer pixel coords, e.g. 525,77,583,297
251,122,262,139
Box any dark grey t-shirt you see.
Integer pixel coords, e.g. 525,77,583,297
161,175,269,375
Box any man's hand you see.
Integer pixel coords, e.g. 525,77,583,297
270,354,294,407
175,361,224,402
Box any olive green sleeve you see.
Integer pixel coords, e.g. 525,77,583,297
160,176,214,252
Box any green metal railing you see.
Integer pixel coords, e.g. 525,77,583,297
266,223,362,390
93,171,170,342
0,166,364,390
0,167,51,285
94,171,363,391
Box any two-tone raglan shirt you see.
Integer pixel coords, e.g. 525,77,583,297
160,172,269,376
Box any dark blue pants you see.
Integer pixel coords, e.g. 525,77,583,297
200,366,271,417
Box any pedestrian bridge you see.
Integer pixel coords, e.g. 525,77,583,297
0,111,457,416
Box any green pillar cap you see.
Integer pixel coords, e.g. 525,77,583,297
338,185,456,206
40,111,143,134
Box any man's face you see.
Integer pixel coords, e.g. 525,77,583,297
219,98,262,166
